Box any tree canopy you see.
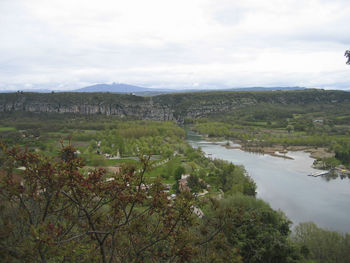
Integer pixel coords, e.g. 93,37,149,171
0,142,304,262
0,142,200,262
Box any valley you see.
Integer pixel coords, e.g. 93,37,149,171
1,90,350,262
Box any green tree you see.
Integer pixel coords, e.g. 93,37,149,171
174,166,185,181
0,143,200,262
293,222,350,263
187,174,201,193
204,194,298,263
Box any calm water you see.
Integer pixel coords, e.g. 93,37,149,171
186,130,350,233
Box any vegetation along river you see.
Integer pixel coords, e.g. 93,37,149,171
186,130,350,233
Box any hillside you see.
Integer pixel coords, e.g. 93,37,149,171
0,89,349,122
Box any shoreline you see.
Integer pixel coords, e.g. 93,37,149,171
205,137,334,160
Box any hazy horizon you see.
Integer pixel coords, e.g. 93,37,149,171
1,0,349,91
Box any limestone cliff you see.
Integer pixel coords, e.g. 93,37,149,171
1,90,349,122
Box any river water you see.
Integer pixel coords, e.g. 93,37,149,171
186,130,350,233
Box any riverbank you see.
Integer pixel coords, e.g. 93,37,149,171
213,137,350,176
238,144,333,160
207,137,334,160
187,131,350,233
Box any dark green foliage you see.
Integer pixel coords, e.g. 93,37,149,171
210,159,256,196
335,144,350,165
187,174,201,193
293,222,350,263
202,194,299,263
174,166,185,181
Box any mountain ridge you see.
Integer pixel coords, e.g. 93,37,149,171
0,83,306,95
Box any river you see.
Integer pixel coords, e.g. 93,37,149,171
186,130,350,233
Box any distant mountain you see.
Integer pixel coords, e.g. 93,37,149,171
72,83,306,95
74,83,163,93
0,83,306,95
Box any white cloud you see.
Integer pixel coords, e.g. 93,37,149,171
0,0,349,90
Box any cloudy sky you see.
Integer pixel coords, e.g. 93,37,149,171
1,0,350,90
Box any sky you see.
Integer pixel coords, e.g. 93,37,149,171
0,0,350,91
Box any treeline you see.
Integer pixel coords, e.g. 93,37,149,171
154,89,350,108
0,91,147,105
194,121,350,148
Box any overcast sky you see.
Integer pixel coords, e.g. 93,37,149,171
1,0,350,90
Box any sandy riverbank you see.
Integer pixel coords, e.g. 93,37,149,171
223,142,334,160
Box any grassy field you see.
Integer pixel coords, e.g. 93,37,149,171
0,126,16,132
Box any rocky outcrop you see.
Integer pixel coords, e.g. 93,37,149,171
0,92,175,121
1,90,349,122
